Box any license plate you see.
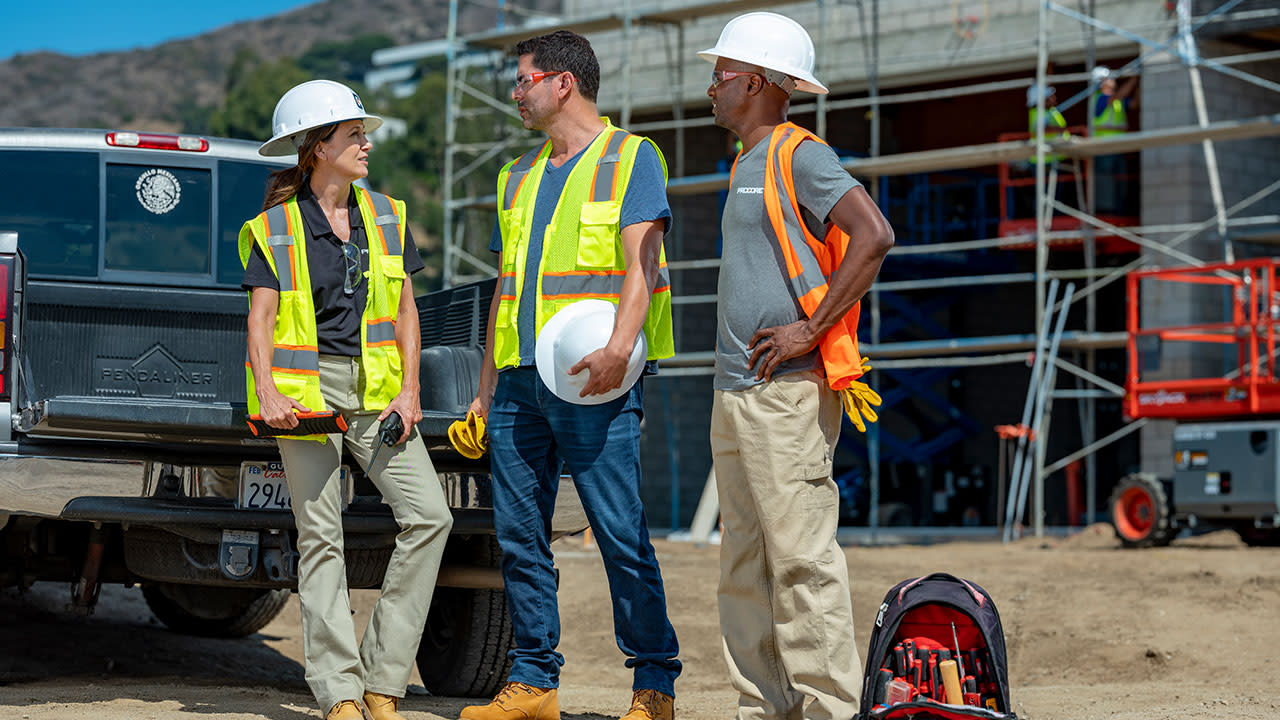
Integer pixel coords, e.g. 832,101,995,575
237,461,352,510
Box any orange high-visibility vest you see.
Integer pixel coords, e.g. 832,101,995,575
734,122,864,390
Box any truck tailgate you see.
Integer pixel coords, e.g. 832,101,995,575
18,280,249,440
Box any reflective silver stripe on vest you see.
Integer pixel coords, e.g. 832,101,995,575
272,347,319,373
768,128,830,297
542,274,624,297
591,131,631,202
362,190,403,256
503,148,542,210
264,204,295,291
539,266,671,298
366,319,397,345
499,275,517,297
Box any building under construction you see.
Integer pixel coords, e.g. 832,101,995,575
368,0,1280,536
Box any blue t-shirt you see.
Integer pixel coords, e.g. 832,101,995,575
489,136,671,366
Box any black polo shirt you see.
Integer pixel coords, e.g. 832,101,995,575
242,183,425,356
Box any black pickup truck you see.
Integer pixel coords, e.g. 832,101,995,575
0,128,585,696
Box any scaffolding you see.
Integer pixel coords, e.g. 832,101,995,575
423,0,1280,539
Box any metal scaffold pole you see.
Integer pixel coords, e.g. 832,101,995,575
1034,0,1050,369
442,0,460,289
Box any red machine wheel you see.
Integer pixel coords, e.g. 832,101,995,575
1109,473,1173,548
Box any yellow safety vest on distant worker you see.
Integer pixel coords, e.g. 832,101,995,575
1093,94,1128,137
492,118,675,370
1028,107,1069,163
238,184,408,440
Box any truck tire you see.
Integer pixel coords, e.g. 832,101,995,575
1109,473,1174,548
143,582,289,638
416,535,513,697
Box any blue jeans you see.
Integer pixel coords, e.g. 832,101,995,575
488,366,681,696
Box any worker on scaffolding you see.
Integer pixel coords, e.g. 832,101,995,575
1027,82,1070,165
1018,82,1072,218
1091,66,1139,215
700,11,893,720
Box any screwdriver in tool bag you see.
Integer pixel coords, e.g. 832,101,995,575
368,411,404,467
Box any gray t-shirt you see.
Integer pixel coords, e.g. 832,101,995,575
714,137,860,391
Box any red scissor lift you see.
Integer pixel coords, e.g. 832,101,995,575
1112,259,1280,547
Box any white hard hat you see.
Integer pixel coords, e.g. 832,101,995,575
535,300,647,405
1026,83,1056,107
1091,66,1113,84
259,80,383,157
698,12,828,95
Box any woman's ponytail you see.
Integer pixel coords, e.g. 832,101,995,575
261,123,339,211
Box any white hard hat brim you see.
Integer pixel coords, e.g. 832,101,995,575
535,299,647,405
697,49,829,95
258,114,384,157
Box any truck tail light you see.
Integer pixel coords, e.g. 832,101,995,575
0,255,12,400
105,132,210,152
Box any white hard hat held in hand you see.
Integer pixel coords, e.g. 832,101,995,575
259,80,383,157
535,300,647,405
698,12,828,95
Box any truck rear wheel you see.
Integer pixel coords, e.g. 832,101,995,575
1109,473,1174,548
143,582,289,638
416,535,513,698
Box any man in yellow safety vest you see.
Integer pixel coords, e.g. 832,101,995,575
461,30,681,720
1092,66,1139,214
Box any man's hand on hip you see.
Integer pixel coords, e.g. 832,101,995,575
748,320,819,382
569,344,631,398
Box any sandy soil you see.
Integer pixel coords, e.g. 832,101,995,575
2,525,1278,720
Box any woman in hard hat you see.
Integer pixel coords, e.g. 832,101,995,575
239,79,452,720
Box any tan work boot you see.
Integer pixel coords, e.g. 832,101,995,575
620,689,674,720
325,700,364,720
364,691,407,720
459,681,559,720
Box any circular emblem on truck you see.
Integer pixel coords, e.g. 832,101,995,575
135,168,181,214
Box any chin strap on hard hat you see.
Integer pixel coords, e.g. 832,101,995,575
762,68,797,95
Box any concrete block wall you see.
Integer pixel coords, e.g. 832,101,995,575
1138,39,1280,478
556,0,1163,116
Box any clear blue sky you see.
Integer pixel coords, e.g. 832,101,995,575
3,0,320,60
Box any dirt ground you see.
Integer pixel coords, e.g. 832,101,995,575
2,525,1278,720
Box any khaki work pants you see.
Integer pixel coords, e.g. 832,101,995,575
710,371,862,720
276,354,453,713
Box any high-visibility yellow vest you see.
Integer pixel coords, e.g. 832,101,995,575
493,118,674,370
1028,107,1069,163
1092,94,1128,137
239,183,409,439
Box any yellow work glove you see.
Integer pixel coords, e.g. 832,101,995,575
448,410,489,459
840,357,881,433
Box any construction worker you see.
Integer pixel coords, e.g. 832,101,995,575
1027,83,1069,164
700,12,892,720
461,30,681,720
1091,66,1139,214
241,80,452,720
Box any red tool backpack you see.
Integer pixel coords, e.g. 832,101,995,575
858,573,1016,719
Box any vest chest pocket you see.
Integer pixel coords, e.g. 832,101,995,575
499,208,522,271
275,291,313,348
577,200,621,268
